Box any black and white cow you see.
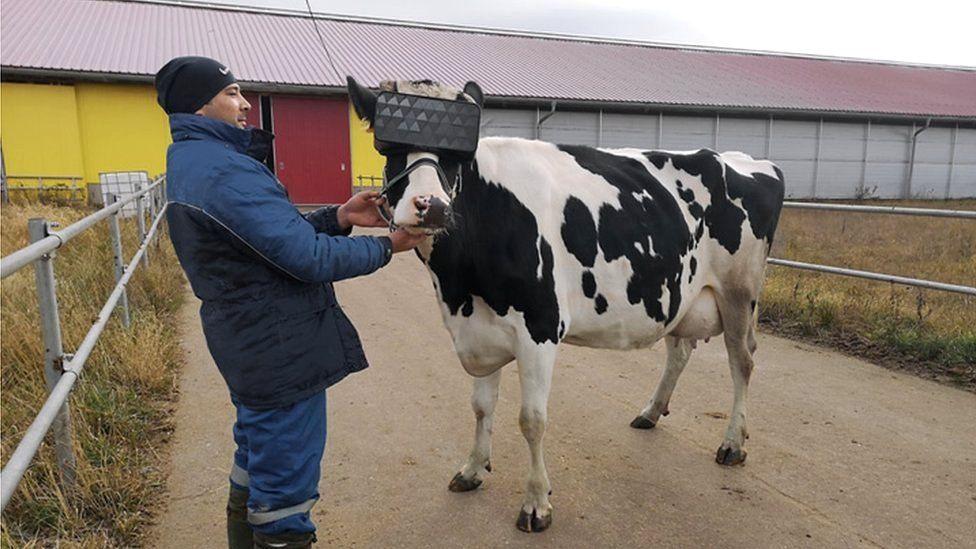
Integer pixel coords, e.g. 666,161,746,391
347,77,785,532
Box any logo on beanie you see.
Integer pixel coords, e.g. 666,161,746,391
219,66,230,75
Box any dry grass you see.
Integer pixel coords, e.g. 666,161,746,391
762,199,976,389
1,201,186,547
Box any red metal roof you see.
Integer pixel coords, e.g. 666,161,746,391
3,0,975,119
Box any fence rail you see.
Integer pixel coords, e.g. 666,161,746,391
2,175,87,202
770,202,976,296
781,201,976,219
0,176,168,513
1,184,157,278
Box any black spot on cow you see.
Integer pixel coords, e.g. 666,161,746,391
558,321,566,339
559,145,693,324
581,271,597,298
461,297,474,317
594,294,608,314
726,165,786,250
427,162,561,344
675,180,705,220
646,149,745,254
689,256,698,283
562,197,598,268
647,149,785,253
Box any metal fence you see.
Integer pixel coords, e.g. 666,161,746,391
769,201,976,296
353,174,384,195
0,176,168,513
2,175,87,203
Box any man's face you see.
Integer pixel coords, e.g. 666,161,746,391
197,84,250,129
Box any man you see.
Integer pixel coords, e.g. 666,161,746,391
155,56,424,548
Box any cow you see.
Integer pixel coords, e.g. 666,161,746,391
346,76,786,533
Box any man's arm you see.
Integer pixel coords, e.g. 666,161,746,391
303,206,349,236
206,164,392,283
304,192,388,235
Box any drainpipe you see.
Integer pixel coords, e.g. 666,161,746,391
535,101,557,140
906,117,931,198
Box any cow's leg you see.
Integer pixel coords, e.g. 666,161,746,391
715,294,755,466
449,369,502,492
515,344,556,533
631,335,694,429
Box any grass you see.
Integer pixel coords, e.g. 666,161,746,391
1,199,186,547
761,199,976,390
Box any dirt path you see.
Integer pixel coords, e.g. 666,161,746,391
153,244,976,548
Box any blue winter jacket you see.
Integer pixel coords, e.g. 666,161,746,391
165,114,392,409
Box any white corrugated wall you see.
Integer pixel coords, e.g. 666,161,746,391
481,108,976,199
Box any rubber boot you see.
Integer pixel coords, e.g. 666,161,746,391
226,486,253,549
253,531,316,548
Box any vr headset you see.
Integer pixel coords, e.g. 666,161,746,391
372,91,482,160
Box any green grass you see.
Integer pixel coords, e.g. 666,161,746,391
1,201,186,547
761,199,976,389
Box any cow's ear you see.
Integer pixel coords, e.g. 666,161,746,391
463,81,484,107
346,76,377,128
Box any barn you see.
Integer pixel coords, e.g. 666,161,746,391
2,0,974,203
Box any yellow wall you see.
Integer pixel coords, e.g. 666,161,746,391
348,103,385,188
0,82,170,197
75,83,170,185
0,83,86,188
3,85,375,198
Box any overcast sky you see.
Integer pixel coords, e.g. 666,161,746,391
196,0,976,67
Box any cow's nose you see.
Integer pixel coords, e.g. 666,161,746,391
415,195,450,228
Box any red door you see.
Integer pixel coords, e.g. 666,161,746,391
271,95,351,204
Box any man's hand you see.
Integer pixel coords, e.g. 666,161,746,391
388,228,427,253
337,191,388,230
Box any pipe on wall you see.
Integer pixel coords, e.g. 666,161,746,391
535,101,557,139
906,117,932,198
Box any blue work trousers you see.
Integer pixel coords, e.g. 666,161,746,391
229,390,327,535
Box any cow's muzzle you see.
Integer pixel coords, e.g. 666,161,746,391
414,195,450,228
378,157,457,231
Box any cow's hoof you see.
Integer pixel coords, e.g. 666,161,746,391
516,509,552,532
630,416,655,429
448,472,482,492
715,446,747,466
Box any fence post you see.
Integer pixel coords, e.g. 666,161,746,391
135,182,148,267
149,184,157,228
107,193,131,328
27,218,78,492
154,183,164,249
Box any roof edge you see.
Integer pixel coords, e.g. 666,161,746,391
5,67,973,124
0,67,347,95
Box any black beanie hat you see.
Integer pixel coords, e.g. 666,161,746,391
154,56,237,114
